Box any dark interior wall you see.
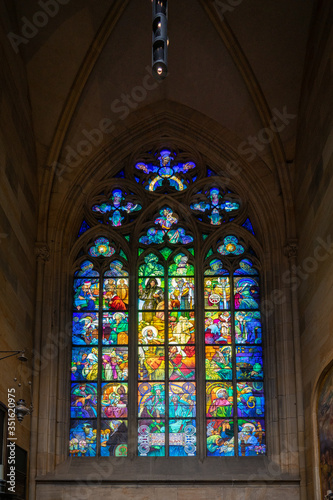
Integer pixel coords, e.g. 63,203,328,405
295,1,333,498
0,1,38,465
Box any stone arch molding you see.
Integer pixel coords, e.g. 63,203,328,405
45,103,287,260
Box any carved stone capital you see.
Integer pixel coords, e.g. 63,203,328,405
35,242,50,262
284,240,298,259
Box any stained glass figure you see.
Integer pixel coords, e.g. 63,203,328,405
101,420,128,457
169,346,195,380
242,218,255,235
237,382,265,418
204,277,230,309
168,253,194,275
72,312,99,345
205,346,233,381
101,383,128,418
138,318,164,344
234,277,260,309
74,279,99,311
138,382,165,418
190,188,240,225
206,382,233,417
138,277,164,315
168,313,195,344
168,278,195,309
139,253,164,276
238,420,266,456
78,220,90,237
217,236,245,256
69,420,97,457
75,260,98,277
138,346,165,380
102,347,128,381
235,312,262,344
71,383,97,418
88,237,115,257
105,260,129,277
236,346,263,380
102,312,128,345
204,259,229,276
92,189,142,226
71,347,99,381
207,420,234,456
169,419,196,456
204,312,231,344
103,278,129,310
234,258,258,275
139,208,193,245
135,149,196,192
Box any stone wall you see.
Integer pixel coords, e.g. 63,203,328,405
0,0,37,484
294,1,333,499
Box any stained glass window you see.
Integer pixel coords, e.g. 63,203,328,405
70,146,266,459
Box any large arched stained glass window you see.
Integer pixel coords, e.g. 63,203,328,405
69,147,266,458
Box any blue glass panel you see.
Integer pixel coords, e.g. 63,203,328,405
234,258,258,276
71,383,97,418
235,311,262,344
71,347,98,381
101,420,128,456
169,419,196,456
237,382,265,418
138,420,165,456
69,420,97,457
234,277,260,309
72,312,99,345
238,420,266,456
236,346,263,380
78,220,90,237
207,420,234,456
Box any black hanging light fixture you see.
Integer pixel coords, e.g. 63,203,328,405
152,0,168,80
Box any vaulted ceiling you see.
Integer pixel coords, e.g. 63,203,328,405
6,0,314,184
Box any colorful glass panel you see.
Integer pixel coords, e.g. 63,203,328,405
169,346,196,380
190,188,240,225
204,277,230,309
237,382,265,418
169,420,196,456
205,311,231,344
138,346,165,380
102,312,128,345
102,347,128,381
71,347,99,381
101,383,128,418
206,382,234,418
138,277,164,311
72,312,99,345
73,279,99,311
168,278,195,309
88,237,115,257
138,420,165,456
168,312,195,344
138,382,165,418
234,277,260,309
238,420,266,456
138,253,164,276
71,383,97,418
217,236,245,256
138,314,165,344
75,260,99,277
234,258,258,276
236,346,263,380
235,311,262,344
168,253,194,275
207,420,234,456
135,149,196,192
140,208,193,245
92,189,142,226
101,420,128,457
205,346,233,381
204,259,229,275
103,277,129,310
69,420,97,457
104,260,129,277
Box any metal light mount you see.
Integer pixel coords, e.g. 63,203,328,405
0,350,27,362
152,0,168,80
